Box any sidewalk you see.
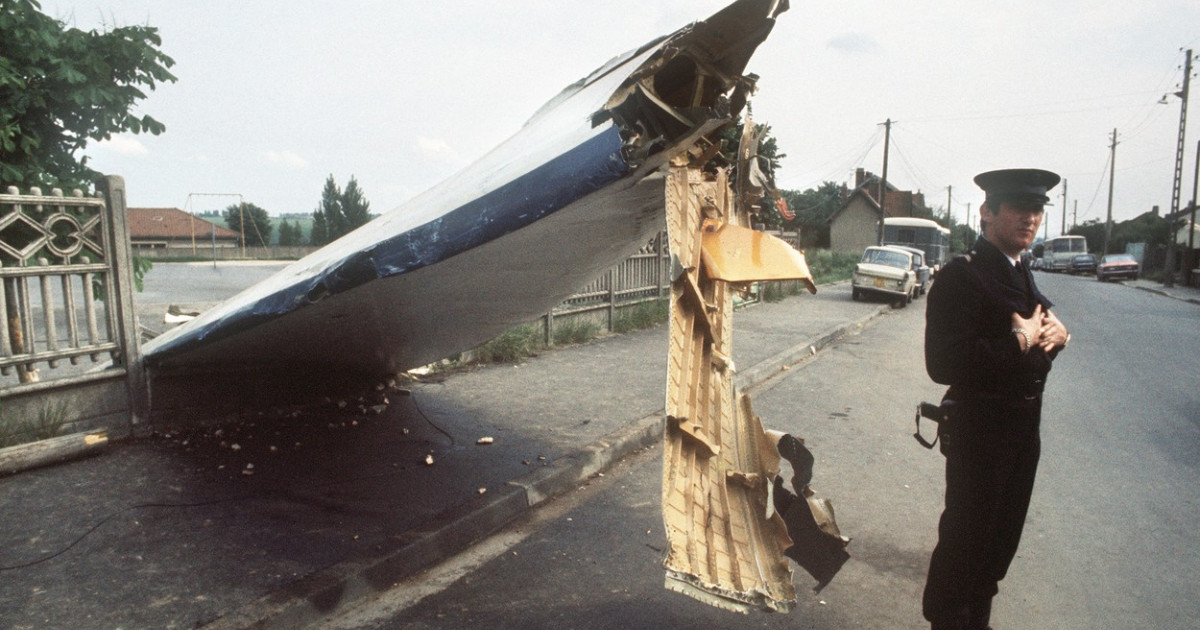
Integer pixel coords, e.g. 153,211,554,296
0,283,890,630
1127,277,1200,305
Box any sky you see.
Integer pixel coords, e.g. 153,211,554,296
42,0,1200,238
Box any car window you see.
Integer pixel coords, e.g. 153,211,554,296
863,249,910,268
1104,254,1135,263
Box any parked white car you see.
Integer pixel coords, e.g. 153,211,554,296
887,244,931,296
851,246,918,306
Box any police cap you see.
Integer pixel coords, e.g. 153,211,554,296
973,168,1061,205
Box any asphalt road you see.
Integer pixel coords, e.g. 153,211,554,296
315,273,1200,630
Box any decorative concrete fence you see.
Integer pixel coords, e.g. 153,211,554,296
0,177,144,447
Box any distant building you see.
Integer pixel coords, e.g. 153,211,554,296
127,207,240,252
829,168,928,254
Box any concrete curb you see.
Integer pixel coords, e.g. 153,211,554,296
203,306,891,630
1131,283,1200,305
736,305,891,393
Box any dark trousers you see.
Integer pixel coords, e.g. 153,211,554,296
923,403,1041,625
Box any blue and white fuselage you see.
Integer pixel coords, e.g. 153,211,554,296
142,0,787,404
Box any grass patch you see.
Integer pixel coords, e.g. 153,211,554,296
471,324,544,364
760,280,806,302
804,249,860,284
552,319,601,346
613,298,669,333
0,400,69,448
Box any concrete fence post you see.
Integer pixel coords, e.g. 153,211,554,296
95,176,147,430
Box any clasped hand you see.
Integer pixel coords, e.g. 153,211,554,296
1011,305,1070,353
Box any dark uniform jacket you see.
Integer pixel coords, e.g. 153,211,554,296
925,236,1061,409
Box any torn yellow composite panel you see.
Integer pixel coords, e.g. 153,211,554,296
661,164,796,613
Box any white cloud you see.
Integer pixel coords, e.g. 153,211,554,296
416,136,465,166
264,151,308,169
96,135,149,156
826,32,881,55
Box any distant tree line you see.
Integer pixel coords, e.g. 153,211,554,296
310,175,371,246
222,203,272,247
1066,213,1169,255
216,175,373,247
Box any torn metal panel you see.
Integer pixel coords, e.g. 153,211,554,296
662,161,848,612
700,219,817,289
141,0,790,410
662,165,796,613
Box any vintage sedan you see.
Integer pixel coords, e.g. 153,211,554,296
1096,253,1140,281
851,246,917,305
887,245,931,296
1069,253,1098,275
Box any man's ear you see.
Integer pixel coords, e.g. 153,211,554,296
978,201,993,231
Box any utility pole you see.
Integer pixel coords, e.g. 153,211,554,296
1164,48,1191,288
945,185,952,226
1184,139,1200,285
877,118,893,245
1059,178,1067,237
1104,129,1118,256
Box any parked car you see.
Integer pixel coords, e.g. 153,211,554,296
888,245,931,296
851,246,917,306
1030,257,1045,271
1069,253,1097,275
1096,253,1140,281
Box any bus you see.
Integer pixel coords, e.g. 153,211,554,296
883,217,951,271
1042,235,1088,272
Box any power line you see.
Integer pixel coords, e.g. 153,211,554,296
1079,147,1112,223
903,90,1171,125
888,134,937,195
783,127,883,191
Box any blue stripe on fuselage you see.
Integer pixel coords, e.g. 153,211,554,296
146,125,630,365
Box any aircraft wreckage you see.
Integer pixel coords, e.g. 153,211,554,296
142,0,848,613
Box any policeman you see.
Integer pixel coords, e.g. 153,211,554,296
922,168,1071,630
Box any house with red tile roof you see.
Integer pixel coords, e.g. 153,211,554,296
829,168,930,254
127,207,241,252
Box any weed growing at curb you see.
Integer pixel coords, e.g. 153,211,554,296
760,280,806,302
553,319,601,346
472,324,543,364
0,400,69,448
613,298,669,333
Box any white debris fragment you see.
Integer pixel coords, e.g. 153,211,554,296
424,454,435,466
476,437,494,445
477,487,487,494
